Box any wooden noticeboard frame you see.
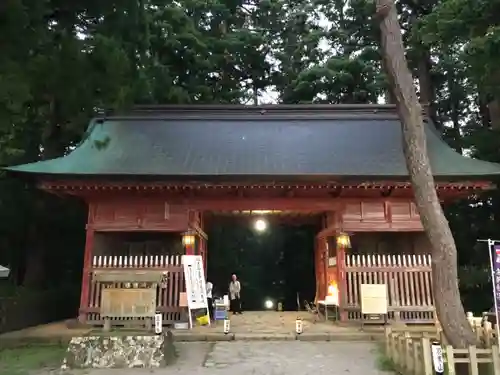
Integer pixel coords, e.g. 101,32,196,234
101,288,156,318
360,283,388,325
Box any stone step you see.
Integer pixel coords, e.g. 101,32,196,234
171,331,383,342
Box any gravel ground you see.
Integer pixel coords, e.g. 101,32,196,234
41,341,390,375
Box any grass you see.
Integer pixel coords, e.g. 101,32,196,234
0,343,67,375
373,344,397,373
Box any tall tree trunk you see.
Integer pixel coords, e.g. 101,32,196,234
488,98,500,129
478,94,491,128
448,77,463,153
416,49,438,129
375,0,476,347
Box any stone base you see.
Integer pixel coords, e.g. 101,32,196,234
61,331,176,369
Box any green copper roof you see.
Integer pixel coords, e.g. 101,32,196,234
5,105,500,181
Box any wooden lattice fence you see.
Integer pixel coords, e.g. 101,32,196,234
343,254,434,323
81,255,184,326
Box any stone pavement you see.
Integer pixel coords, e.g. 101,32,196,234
39,341,390,375
0,311,383,344
191,311,349,334
175,311,383,341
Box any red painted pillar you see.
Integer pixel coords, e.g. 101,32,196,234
184,232,196,256
202,239,207,277
322,237,329,300
185,242,195,256
314,236,320,303
78,228,95,324
337,243,347,321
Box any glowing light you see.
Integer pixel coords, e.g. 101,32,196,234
336,232,351,248
264,299,274,309
326,282,339,305
182,231,196,246
254,218,268,232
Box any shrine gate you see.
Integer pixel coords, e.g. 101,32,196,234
6,104,500,325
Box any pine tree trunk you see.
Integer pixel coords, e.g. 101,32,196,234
488,98,500,129
375,0,476,348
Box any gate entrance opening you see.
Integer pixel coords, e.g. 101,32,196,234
206,212,320,311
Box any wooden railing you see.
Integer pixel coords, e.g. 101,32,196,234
343,253,434,322
385,318,500,375
81,255,184,326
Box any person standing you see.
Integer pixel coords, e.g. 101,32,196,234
229,274,242,314
206,279,214,321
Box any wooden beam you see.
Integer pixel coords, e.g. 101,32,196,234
317,224,339,238
381,187,394,197
329,186,343,198
179,197,339,211
192,222,208,240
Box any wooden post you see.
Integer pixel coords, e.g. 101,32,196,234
314,236,320,303
421,337,434,375
337,241,347,321
78,228,95,323
199,237,207,277
322,237,328,301
468,346,479,375
446,345,456,375
492,345,500,375
403,331,411,373
384,326,393,357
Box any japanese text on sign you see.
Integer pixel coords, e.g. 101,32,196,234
491,245,500,322
182,255,208,310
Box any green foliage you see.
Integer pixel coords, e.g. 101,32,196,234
0,0,499,314
0,344,67,375
373,344,396,372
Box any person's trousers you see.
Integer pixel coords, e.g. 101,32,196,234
230,297,242,313
207,297,214,320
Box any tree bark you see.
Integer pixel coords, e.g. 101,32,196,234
375,0,476,347
488,98,500,129
416,48,438,129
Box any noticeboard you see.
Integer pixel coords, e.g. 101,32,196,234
182,255,208,310
360,284,388,315
100,288,156,318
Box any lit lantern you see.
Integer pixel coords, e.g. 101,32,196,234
336,232,351,248
181,230,196,247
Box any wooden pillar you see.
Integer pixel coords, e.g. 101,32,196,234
337,241,347,321
322,237,328,300
185,240,195,256
78,228,95,323
314,235,329,302
314,236,320,303
197,237,207,277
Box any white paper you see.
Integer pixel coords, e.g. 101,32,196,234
182,255,208,310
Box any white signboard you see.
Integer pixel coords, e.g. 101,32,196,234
431,342,444,374
360,284,388,315
154,313,163,334
182,255,208,310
